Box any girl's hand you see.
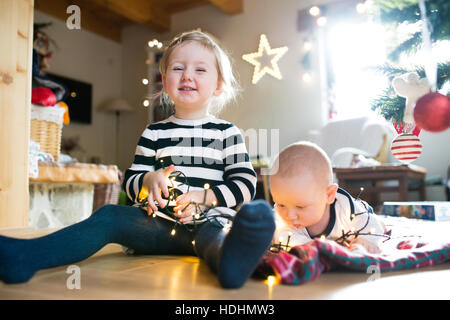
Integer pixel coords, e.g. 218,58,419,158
142,165,175,215
174,189,217,224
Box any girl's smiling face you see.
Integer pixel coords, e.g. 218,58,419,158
162,41,223,118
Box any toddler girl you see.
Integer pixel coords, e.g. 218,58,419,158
0,31,275,289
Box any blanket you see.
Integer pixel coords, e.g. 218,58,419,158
255,218,450,285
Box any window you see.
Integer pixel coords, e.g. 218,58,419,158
325,21,389,120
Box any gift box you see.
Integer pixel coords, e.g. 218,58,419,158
381,201,450,221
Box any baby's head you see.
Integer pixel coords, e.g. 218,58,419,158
270,141,338,229
158,30,240,114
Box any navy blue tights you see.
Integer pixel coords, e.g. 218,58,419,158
0,200,275,288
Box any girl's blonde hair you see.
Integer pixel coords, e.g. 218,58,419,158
157,30,240,115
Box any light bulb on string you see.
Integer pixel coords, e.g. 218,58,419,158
223,222,231,234
303,41,312,52
356,2,367,14
309,6,321,16
266,275,277,286
302,72,312,83
317,16,327,27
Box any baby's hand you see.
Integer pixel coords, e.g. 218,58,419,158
349,237,381,254
142,165,175,215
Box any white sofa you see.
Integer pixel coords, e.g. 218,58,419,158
307,116,396,168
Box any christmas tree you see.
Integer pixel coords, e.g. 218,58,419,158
371,0,450,124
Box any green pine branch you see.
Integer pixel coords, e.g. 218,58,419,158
371,62,450,123
373,0,450,58
371,88,406,124
370,0,450,123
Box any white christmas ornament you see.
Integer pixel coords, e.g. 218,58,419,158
392,72,430,125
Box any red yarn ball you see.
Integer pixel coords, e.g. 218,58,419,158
32,87,57,106
413,92,450,132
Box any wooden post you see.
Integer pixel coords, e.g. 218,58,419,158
0,0,34,228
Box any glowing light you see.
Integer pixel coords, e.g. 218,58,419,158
320,235,326,241
171,229,176,236
356,2,367,14
317,16,327,27
142,99,150,107
302,72,312,83
138,187,149,201
148,39,163,49
223,223,231,234
242,34,288,84
203,183,210,190
309,6,321,16
212,201,217,206
192,240,195,246
267,275,277,286
148,39,158,47
303,41,312,52
142,78,149,85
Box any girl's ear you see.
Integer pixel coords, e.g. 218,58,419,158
326,183,339,205
213,79,224,97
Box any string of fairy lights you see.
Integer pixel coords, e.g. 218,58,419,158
138,163,234,240
139,165,394,253
141,38,165,109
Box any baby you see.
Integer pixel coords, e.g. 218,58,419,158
270,141,387,253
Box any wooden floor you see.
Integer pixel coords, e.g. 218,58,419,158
1,226,450,300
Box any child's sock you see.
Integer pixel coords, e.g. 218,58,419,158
0,236,36,284
217,200,275,289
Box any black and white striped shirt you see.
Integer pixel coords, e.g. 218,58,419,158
123,114,257,219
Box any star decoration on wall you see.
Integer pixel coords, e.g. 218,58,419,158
242,34,288,84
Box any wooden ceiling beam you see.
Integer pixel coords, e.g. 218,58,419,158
35,0,122,42
207,0,243,15
97,0,170,33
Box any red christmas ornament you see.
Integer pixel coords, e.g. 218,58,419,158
413,92,450,132
31,87,56,106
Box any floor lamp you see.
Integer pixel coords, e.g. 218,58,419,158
98,98,134,165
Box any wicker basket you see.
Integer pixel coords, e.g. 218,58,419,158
30,105,65,162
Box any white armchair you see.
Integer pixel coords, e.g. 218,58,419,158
307,116,396,168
